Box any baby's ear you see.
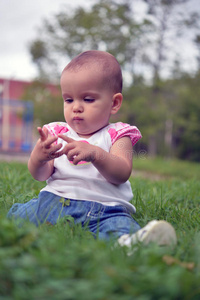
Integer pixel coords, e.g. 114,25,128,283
111,93,123,115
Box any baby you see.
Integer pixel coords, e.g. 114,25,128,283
7,50,176,247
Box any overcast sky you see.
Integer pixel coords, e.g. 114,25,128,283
0,0,199,82
0,0,95,81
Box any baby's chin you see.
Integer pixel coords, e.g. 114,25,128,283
74,122,110,138
76,131,93,138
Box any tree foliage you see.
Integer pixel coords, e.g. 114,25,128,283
21,81,65,128
27,0,200,161
30,0,144,81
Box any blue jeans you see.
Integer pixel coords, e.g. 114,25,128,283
7,191,140,240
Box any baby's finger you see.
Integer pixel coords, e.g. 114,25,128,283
43,127,49,137
44,135,58,149
52,142,63,153
48,143,63,159
71,155,82,165
60,142,75,155
58,134,75,144
66,148,79,162
37,127,47,141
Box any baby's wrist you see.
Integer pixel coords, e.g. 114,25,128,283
30,151,46,167
92,146,105,163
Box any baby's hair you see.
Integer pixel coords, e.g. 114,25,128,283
62,50,123,93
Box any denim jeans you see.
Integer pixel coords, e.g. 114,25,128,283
7,191,141,240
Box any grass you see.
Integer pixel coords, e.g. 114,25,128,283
0,159,200,299
133,156,200,180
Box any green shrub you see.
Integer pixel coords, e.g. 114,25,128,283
0,161,199,299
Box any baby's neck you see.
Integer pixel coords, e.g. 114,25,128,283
77,133,93,139
76,123,110,139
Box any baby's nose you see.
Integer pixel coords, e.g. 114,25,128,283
73,101,83,112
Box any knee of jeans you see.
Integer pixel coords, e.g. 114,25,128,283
7,203,22,217
103,216,140,239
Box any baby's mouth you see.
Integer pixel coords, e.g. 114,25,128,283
73,117,83,121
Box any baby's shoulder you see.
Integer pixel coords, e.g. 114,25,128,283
107,122,142,146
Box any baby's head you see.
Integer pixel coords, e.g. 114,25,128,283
62,50,123,94
60,50,123,138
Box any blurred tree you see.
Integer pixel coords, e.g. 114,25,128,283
21,81,65,127
142,0,190,82
29,0,145,83
139,0,198,156
123,72,200,161
194,34,200,71
29,0,197,83
173,73,200,161
28,0,200,161
29,40,48,80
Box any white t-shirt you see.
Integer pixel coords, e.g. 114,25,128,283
41,122,142,213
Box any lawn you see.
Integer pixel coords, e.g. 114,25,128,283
0,159,200,299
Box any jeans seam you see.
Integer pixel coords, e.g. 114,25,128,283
87,201,95,217
87,203,106,219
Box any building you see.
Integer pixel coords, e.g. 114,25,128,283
0,78,59,153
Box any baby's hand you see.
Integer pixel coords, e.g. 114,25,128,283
58,135,97,165
35,127,63,162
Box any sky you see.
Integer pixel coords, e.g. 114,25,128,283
0,0,199,82
0,0,94,81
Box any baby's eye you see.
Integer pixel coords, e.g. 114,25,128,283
64,98,73,103
84,98,95,103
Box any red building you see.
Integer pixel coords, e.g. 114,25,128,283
0,78,59,152
0,78,59,99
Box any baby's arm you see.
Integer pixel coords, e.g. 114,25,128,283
28,127,63,181
59,135,133,185
92,136,133,184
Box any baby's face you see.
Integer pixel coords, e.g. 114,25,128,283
60,67,115,138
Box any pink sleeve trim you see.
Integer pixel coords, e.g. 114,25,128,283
43,122,69,143
108,122,142,146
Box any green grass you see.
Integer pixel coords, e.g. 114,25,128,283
133,156,200,180
0,160,200,299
